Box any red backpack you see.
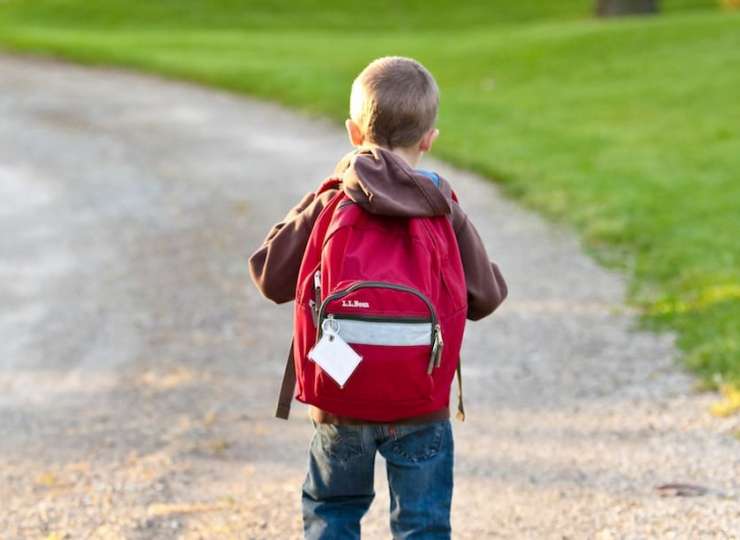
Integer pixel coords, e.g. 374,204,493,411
275,178,468,422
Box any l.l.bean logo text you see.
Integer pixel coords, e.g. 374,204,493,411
341,299,370,309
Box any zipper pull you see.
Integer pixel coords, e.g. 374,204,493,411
428,324,443,374
313,270,322,323
434,324,444,368
324,314,337,341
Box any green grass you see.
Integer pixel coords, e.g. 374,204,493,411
1,1,738,385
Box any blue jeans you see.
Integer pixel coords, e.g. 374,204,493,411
302,419,454,540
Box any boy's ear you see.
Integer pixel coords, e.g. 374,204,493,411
345,119,365,146
419,128,439,153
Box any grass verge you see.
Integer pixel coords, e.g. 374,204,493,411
0,1,738,385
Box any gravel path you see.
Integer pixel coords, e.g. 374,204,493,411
1,55,738,539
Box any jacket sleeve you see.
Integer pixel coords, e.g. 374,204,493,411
248,189,338,304
450,201,508,321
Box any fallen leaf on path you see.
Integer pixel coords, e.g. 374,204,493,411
710,385,740,417
147,500,232,517
138,367,195,390
655,483,709,497
206,438,231,454
203,409,218,426
36,471,59,487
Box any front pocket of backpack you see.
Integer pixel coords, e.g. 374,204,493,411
314,316,435,403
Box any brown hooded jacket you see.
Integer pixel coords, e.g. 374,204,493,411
249,147,507,424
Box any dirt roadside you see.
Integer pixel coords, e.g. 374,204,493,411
0,55,738,539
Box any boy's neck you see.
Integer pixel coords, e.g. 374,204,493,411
364,144,422,168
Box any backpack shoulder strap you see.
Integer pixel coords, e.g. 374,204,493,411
275,339,296,419
456,358,465,421
317,176,342,195
275,182,344,420
450,187,464,420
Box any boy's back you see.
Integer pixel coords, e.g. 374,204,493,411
249,57,506,539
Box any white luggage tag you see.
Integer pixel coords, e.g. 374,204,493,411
308,317,363,388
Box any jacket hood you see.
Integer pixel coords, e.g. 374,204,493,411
333,147,453,218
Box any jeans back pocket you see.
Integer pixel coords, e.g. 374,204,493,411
390,421,449,463
315,424,365,463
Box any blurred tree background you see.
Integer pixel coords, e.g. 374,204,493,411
0,1,737,388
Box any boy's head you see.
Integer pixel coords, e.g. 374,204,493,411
346,56,439,161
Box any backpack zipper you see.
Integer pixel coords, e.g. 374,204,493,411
315,278,444,373
331,314,431,324
317,281,438,332
310,269,322,325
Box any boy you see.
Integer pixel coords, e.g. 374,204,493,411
249,57,506,539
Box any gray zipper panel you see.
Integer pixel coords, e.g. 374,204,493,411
331,318,433,347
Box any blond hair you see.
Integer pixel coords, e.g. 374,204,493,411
350,56,439,149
